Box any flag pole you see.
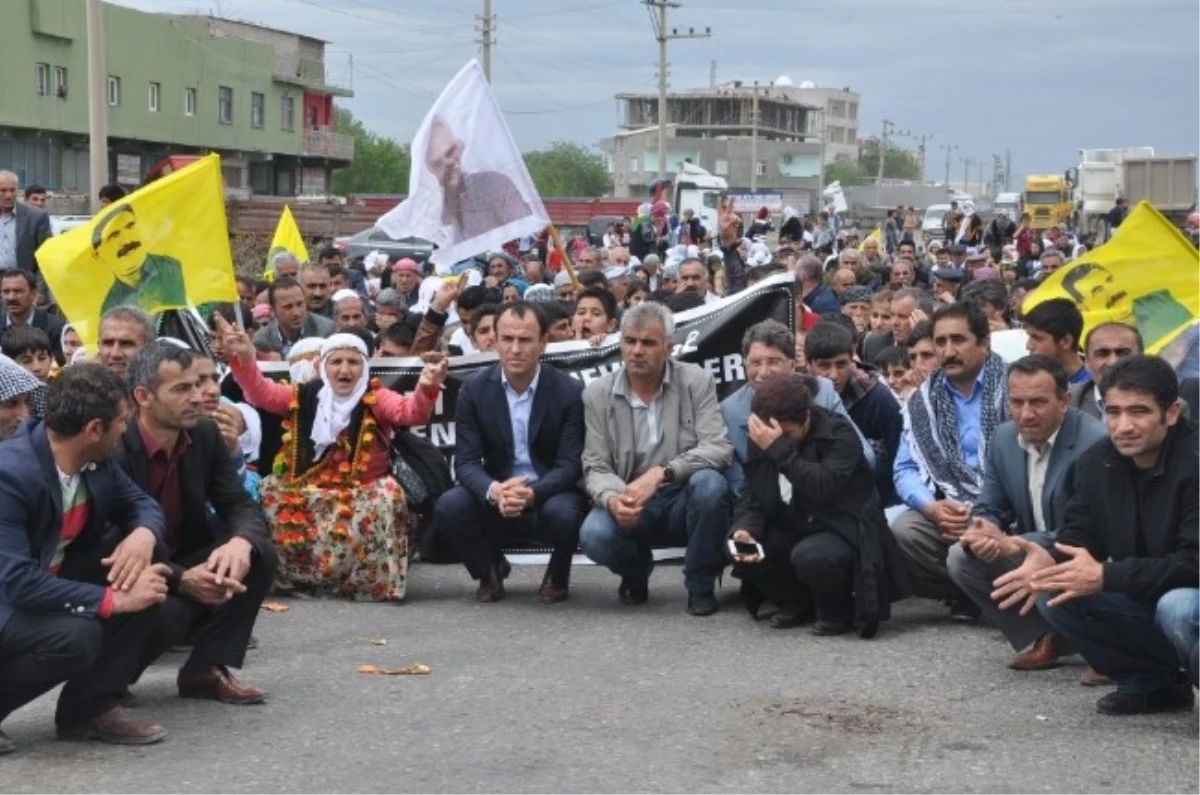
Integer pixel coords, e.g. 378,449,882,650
548,224,582,293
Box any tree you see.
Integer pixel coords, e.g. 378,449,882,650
331,108,411,195
858,138,923,182
823,160,869,187
523,142,613,197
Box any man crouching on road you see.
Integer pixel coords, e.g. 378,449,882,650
579,301,733,616
0,364,171,752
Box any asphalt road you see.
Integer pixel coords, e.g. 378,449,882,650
3,563,1196,794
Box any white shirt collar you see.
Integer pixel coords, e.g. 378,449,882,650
501,365,540,397
1016,427,1060,457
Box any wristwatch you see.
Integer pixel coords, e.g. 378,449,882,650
661,464,676,485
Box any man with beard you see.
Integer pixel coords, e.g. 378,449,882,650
113,342,275,706
580,302,733,616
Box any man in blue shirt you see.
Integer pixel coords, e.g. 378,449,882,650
891,303,1009,620
433,302,588,604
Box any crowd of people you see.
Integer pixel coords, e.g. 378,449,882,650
0,172,1196,755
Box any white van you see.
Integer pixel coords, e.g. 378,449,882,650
921,204,952,241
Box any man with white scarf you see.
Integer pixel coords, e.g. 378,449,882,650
890,302,1009,621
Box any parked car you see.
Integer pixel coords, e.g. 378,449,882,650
921,204,952,242
333,226,436,264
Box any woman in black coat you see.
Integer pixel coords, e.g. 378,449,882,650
730,373,909,637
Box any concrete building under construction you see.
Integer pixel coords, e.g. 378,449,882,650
601,79,860,214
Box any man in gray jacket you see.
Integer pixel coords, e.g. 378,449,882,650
580,302,733,616
948,355,1107,672
252,277,334,358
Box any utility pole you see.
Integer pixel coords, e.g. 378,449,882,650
816,109,826,200
875,119,893,206
709,59,716,88
749,81,760,192
1005,148,1013,191
476,0,495,81
961,156,973,194
644,0,710,178
86,0,108,211
939,143,958,188
913,133,933,183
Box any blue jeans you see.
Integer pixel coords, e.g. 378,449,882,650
579,469,731,595
1155,588,1199,671
1038,590,1190,694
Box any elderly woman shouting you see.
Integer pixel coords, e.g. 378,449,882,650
214,315,448,601
730,373,909,637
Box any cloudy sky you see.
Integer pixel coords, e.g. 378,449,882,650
126,0,1198,183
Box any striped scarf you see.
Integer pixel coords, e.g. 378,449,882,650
904,352,1008,504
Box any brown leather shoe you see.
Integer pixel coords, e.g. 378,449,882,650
476,565,508,603
1008,633,1072,670
178,666,266,705
1081,665,1114,687
537,578,569,604
57,707,167,745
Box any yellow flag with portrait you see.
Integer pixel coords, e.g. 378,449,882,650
265,204,309,281
1024,201,1199,354
36,154,237,349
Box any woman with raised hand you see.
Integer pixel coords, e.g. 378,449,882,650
214,315,448,601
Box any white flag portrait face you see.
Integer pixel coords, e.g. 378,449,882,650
377,60,549,269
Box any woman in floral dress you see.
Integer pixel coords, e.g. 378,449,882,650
215,316,447,601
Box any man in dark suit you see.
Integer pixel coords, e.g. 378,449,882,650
1,269,66,362
0,171,52,275
116,341,276,705
0,364,171,753
948,355,1107,671
433,301,587,603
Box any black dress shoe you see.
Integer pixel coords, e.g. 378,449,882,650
768,610,807,629
949,595,983,622
686,592,719,617
1096,684,1195,715
618,578,649,605
812,617,853,636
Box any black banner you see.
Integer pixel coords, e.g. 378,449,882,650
260,274,797,463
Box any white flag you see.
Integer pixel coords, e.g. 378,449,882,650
377,59,550,271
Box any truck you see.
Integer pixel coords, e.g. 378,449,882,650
673,162,727,234
993,192,1022,220
1065,149,1197,240
1022,174,1073,230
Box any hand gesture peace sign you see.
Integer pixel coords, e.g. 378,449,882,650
211,314,255,364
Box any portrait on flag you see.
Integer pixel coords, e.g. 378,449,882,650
35,154,238,347
376,59,550,271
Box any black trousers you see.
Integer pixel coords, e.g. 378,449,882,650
736,530,856,620
434,485,587,586
136,547,277,680
0,607,160,728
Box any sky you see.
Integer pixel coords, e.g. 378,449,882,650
124,0,1199,184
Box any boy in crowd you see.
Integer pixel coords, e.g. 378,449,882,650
572,287,618,342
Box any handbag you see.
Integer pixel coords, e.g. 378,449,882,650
389,429,453,513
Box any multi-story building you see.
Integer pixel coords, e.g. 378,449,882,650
600,78,861,214
0,0,353,198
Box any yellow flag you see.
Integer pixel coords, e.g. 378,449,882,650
858,227,883,252
36,154,237,349
266,205,309,281
1024,201,1198,354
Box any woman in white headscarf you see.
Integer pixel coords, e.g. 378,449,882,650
216,318,448,601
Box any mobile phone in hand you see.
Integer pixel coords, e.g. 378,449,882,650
728,539,764,560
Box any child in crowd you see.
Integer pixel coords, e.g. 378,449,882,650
2,327,54,384
875,345,916,405
572,287,618,343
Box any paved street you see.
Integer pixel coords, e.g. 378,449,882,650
4,563,1197,793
